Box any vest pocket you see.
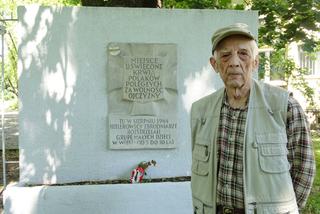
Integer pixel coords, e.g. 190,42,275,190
193,197,214,214
256,134,290,173
255,199,299,214
192,139,210,176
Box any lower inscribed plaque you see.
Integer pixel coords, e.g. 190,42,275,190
109,115,177,149
107,43,177,149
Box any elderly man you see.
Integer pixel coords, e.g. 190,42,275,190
190,23,315,214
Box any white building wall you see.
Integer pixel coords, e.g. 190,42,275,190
288,42,320,110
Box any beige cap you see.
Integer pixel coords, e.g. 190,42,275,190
211,23,255,52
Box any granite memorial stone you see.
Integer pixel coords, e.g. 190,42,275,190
107,43,177,149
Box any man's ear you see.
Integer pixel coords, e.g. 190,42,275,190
210,57,218,73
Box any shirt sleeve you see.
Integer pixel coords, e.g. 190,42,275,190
286,96,316,208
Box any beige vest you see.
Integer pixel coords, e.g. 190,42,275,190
190,79,299,214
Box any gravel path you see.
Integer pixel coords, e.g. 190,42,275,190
0,111,19,213
0,111,18,150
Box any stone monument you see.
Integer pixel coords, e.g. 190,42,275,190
3,5,258,214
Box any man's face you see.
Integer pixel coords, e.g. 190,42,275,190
210,35,258,89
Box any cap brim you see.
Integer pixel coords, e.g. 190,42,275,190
212,31,255,52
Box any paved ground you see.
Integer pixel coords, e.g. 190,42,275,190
0,111,18,150
0,111,19,213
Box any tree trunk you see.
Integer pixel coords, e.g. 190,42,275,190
81,0,105,6
81,0,162,8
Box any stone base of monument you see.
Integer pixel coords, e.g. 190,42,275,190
4,182,193,214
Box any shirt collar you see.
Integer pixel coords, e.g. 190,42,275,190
223,90,249,110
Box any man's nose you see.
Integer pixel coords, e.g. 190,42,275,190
228,54,240,67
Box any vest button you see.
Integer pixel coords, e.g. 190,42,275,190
252,142,258,149
201,118,206,125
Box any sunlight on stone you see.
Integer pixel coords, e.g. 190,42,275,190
42,45,76,103
71,6,80,26
37,8,53,43
182,63,223,113
23,5,39,35
23,8,53,70
63,119,72,146
45,110,52,125
20,150,36,182
43,66,66,101
64,87,74,104
43,149,60,184
64,61,76,104
45,149,60,171
21,163,36,178
53,119,58,131
9,186,43,213
43,174,57,184
23,42,37,70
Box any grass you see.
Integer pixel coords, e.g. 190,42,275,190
302,131,320,214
